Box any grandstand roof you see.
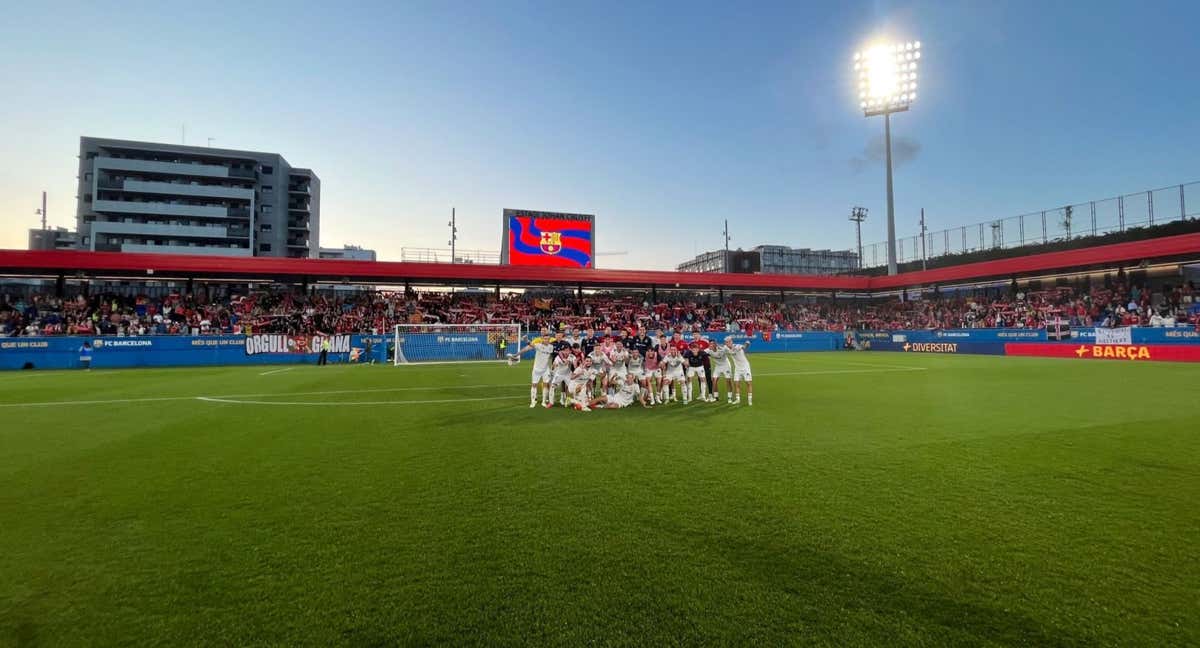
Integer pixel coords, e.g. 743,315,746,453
3,230,1199,292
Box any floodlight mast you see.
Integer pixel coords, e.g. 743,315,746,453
854,40,921,275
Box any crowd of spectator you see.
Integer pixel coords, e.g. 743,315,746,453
2,279,1197,338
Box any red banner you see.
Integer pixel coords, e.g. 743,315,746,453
1004,342,1200,362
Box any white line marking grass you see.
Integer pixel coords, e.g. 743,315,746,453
258,367,297,376
196,395,522,406
0,365,925,408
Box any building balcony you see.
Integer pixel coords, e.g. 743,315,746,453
120,243,252,257
120,178,254,200
287,220,309,231
90,220,234,241
229,167,256,179
94,156,232,179
287,238,309,248
287,184,310,194
92,199,236,220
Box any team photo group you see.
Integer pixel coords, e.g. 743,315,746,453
512,326,754,411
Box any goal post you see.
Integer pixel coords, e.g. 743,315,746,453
392,324,523,365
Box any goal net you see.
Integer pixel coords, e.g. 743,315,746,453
392,324,522,365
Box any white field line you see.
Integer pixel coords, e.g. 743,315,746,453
766,356,931,371
196,395,522,406
756,367,926,377
258,367,297,376
0,366,923,408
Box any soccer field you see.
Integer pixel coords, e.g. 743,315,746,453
1,352,1197,646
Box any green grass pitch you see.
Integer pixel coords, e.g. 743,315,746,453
1,352,1197,646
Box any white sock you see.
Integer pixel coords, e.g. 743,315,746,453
530,386,537,403
748,394,753,405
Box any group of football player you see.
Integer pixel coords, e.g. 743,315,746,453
511,325,754,411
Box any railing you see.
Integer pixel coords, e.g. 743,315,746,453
228,167,256,179
400,247,501,264
861,180,1200,269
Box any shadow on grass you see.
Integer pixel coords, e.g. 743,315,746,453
642,513,1093,646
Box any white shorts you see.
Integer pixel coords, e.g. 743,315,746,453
733,368,752,381
686,366,706,379
608,369,628,381
711,364,732,379
628,368,645,380
664,370,685,381
568,380,588,395
644,368,661,379
552,372,572,385
531,367,551,383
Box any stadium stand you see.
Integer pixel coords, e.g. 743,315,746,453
3,277,1197,338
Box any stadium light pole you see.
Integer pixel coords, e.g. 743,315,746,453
854,40,921,275
849,206,867,270
447,207,457,263
722,219,731,273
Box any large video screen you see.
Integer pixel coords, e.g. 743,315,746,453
501,209,595,269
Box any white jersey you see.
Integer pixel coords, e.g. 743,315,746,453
531,340,555,372
609,350,629,373
587,350,611,371
628,354,645,375
552,355,575,379
612,381,640,407
569,364,596,385
706,345,732,367
662,354,686,376
729,344,751,370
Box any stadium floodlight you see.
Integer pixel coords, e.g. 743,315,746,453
853,39,922,275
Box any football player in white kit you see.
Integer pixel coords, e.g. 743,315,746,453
513,326,557,407
660,346,686,403
724,336,754,405
587,373,650,409
626,348,646,398
586,344,612,398
706,339,735,403
567,357,600,411
607,341,629,390
548,347,577,408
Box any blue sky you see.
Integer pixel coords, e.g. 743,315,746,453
1,0,1198,269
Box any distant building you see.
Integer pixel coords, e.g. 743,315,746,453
75,137,319,258
28,227,79,251
319,245,376,261
677,245,859,276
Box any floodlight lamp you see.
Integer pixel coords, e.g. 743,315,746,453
914,41,921,49
914,51,921,59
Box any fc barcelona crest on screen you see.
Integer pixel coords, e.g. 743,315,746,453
502,209,595,268
540,231,563,255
